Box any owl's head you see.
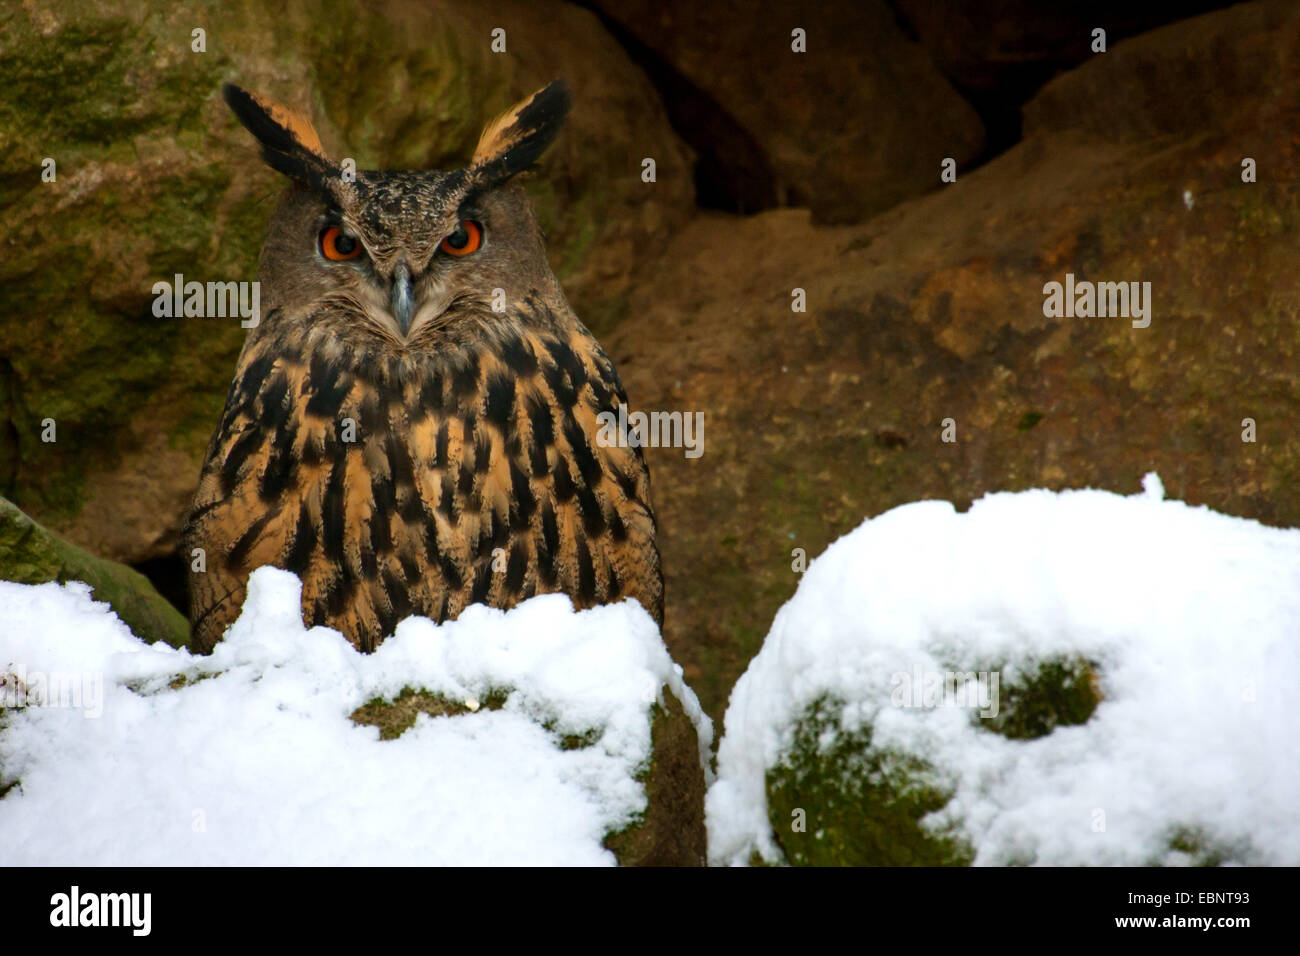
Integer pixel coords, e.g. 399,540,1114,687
224,80,573,349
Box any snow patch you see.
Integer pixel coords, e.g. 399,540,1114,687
0,568,710,865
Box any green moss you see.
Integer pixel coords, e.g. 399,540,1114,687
168,672,210,690
602,690,707,865
1017,411,1044,431
1236,189,1286,239
766,696,973,866
0,7,238,523
305,3,482,173
122,670,219,695
557,217,597,282
0,495,190,648
349,683,704,864
558,728,601,751
1163,825,1250,866
975,655,1102,740
526,174,600,294
349,686,509,740
673,411,919,722
0,19,215,152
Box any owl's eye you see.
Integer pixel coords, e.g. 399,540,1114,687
320,226,362,261
440,220,483,257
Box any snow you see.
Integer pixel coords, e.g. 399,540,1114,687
707,474,1300,866
0,567,710,866
8,472,1297,867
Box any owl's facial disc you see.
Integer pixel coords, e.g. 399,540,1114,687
313,203,485,342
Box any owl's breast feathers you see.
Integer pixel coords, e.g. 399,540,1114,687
184,304,661,653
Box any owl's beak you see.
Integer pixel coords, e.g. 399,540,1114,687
390,264,415,336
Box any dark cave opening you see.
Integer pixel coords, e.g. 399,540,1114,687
580,0,1247,216
132,552,189,619
575,2,783,215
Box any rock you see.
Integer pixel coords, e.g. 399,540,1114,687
351,684,706,865
0,0,693,565
605,0,1300,722
588,0,985,223
0,495,190,648
891,0,1238,140
603,688,708,866
766,658,1101,864
0,567,711,865
1022,0,1300,141
709,483,1300,866
766,697,975,866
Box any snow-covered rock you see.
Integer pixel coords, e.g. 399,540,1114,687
0,567,710,865
707,475,1300,866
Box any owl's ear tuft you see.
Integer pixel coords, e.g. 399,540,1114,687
223,83,337,190
471,79,572,185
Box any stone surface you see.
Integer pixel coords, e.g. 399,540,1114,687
0,0,693,562
605,0,1300,722
0,495,190,648
603,689,708,866
1021,0,1300,142
589,0,986,223
766,697,974,866
890,1,1239,105
351,683,707,865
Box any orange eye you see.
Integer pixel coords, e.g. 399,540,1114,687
320,226,362,261
440,220,482,256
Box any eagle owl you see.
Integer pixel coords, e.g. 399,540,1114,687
184,81,662,653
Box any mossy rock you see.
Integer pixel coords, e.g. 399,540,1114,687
1162,825,1256,867
603,688,707,866
350,682,706,865
974,655,1102,740
765,696,974,866
350,686,509,741
0,494,190,648
0,0,692,561
764,659,1107,865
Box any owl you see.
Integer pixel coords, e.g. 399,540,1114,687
184,81,662,653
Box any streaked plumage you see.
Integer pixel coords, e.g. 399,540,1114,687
185,81,661,653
